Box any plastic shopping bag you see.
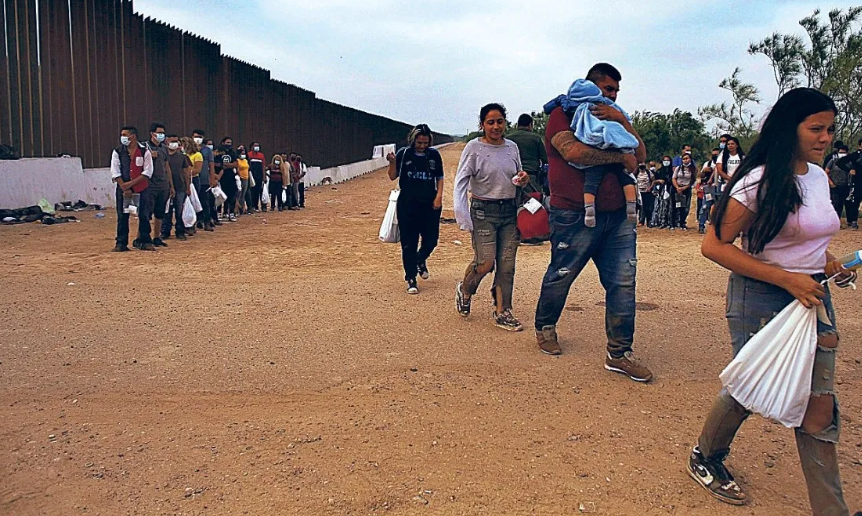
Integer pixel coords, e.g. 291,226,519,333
281,188,288,204
182,197,197,228
189,185,203,212
719,300,818,428
211,186,227,207
378,190,400,243
261,183,270,206
249,173,256,188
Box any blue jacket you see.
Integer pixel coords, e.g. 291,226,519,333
544,79,639,155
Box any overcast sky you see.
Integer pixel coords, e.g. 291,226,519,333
135,0,858,136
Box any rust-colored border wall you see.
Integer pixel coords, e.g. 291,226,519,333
0,0,453,167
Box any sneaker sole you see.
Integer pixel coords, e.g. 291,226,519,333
687,468,746,506
495,322,524,332
604,363,652,382
407,289,419,295
419,273,429,280
539,347,562,356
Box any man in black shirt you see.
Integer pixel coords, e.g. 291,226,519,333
386,124,444,294
840,138,862,229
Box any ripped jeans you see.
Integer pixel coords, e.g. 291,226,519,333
698,273,848,516
462,198,520,311
534,207,637,358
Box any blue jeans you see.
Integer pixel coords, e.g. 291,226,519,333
534,207,637,357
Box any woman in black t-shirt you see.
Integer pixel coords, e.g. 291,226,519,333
386,124,444,294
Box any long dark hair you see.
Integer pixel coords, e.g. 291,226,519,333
712,88,837,254
720,136,745,172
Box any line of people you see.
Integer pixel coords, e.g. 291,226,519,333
634,136,746,233
389,62,859,516
110,123,308,251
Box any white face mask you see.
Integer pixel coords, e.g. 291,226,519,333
253,146,260,152
155,133,165,142
662,160,671,167
120,136,131,146
240,154,247,160
168,142,179,150
838,153,847,159
275,160,281,165
719,143,726,149
207,145,214,150
649,166,656,171
194,137,203,145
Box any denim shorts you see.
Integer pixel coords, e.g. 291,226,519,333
726,272,840,441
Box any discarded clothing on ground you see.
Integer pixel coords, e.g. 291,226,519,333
0,205,78,225
55,200,103,212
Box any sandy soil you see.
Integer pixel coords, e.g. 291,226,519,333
0,143,860,516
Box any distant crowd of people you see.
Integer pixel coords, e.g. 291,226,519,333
109,123,307,251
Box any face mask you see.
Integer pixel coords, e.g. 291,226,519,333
223,144,232,150
194,137,203,145
207,145,214,150
168,142,179,150
838,153,847,159
649,166,656,171
662,160,671,167
155,133,165,142
240,154,247,160
275,160,281,165
720,143,726,149
253,146,260,152
120,136,131,146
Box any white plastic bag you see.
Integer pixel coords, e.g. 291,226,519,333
189,185,202,212
378,190,400,243
281,188,288,204
182,197,197,228
261,182,270,206
719,300,818,428
211,186,227,207
249,173,256,188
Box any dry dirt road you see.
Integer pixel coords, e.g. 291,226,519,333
1,143,860,516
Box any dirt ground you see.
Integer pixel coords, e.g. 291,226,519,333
1,142,860,516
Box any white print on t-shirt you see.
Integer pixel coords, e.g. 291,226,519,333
724,154,741,178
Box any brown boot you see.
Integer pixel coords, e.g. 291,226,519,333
536,325,562,355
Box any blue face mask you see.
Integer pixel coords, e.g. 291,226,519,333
155,133,165,142
120,136,131,146
719,142,726,149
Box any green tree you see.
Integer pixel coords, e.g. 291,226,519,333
632,109,713,162
749,7,862,140
698,67,762,143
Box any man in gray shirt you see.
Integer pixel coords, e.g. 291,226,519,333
145,122,174,247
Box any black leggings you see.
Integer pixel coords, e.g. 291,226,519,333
269,180,284,210
396,197,441,280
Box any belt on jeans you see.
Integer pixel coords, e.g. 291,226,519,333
472,198,516,206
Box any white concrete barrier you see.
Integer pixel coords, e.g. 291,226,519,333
0,158,115,209
372,144,396,159
0,145,399,209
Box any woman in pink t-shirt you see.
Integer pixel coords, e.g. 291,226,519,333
687,88,858,515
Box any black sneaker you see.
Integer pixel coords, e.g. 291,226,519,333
176,234,187,241
138,242,156,251
132,239,141,250
688,446,746,506
406,278,418,295
153,238,168,247
455,282,471,317
111,244,130,252
494,309,524,332
417,261,429,280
